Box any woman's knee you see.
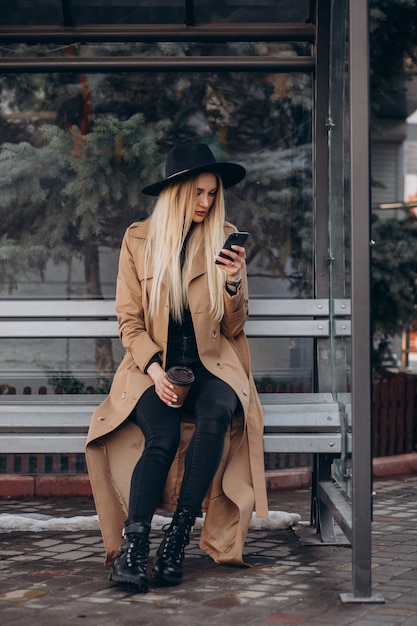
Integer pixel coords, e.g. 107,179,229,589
132,395,181,457
194,398,234,438
145,431,181,458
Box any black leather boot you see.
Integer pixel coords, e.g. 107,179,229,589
109,522,150,592
152,510,196,586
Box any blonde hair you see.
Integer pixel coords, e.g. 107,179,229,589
144,174,227,322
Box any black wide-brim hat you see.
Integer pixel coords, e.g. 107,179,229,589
141,143,246,196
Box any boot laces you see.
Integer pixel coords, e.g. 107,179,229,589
160,514,194,565
125,533,149,569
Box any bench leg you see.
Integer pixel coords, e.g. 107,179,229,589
310,454,338,544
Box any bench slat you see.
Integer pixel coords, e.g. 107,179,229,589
248,299,330,316
0,434,342,455
0,435,87,454
263,434,341,453
259,393,336,404
0,299,333,319
0,395,106,406
0,412,340,433
0,299,116,317
263,415,340,432
263,407,340,428
0,418,90,432
0,320,331,338
0,320,119,338
245,319,329,337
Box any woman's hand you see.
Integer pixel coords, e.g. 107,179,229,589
147,361,178,405
215,244,246,280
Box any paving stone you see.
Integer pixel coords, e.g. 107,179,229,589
1,476,417,624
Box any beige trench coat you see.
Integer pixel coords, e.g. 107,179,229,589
86,219,268,567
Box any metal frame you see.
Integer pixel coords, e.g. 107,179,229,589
0,24,315,44
314,0,332,396
0,56,314,73
0,21,314,74
340,0,383,604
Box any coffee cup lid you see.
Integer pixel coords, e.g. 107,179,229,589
166,366,195,385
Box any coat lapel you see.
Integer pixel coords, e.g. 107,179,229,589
187,248,206,284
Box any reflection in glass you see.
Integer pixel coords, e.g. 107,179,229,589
0,1,313,27
0,43,313,393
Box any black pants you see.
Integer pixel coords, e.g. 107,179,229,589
127,367,238,524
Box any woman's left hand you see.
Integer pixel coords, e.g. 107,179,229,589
215,244,246,280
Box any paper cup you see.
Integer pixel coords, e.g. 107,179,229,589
166,366,195,408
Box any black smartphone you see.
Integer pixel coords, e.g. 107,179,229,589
215,231,249,265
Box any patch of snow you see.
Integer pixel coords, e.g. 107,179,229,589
0,510,301,533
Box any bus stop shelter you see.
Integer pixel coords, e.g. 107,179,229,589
0,0,378,602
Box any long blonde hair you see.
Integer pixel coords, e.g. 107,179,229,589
144,174,227,323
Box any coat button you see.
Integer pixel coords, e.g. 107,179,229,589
97,416,106,421
216,362,223,369
242,389,248,396
121,392,126,399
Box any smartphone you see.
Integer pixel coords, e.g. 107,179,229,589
215,231,249,265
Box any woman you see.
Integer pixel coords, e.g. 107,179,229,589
86,143,268,593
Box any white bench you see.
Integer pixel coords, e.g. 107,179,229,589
0,298,351,542
0,392,342,454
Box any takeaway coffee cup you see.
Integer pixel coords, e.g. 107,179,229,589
166,366,195,408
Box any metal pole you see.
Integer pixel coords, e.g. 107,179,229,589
340,0,383,603
314,0,332,399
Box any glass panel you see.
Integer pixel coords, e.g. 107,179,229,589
195,1,313,24
0,1,313,27
0,1,185,26
1,338,125,395
69,1,186,26
250,338,313,393
0,44,313,395
0,1,63,26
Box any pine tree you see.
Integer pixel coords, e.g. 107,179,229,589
0,114,161,376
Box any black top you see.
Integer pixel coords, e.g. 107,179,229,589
144,225,200,372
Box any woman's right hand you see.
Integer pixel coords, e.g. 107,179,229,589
147,361,179,405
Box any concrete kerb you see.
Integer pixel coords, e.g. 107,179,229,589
0,452,416,498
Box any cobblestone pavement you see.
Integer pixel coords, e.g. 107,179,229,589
1,475,417,625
